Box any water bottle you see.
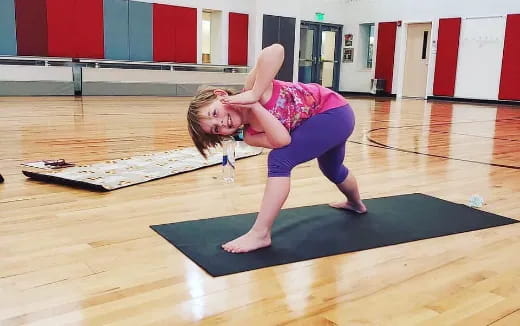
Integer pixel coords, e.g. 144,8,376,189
222,137,236,183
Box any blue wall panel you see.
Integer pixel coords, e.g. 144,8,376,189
129,1,153,61
104,0,130,60
0,0,18,55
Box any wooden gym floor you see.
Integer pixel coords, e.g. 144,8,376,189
1,96,519,325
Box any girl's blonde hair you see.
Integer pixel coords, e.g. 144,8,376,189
187,86,239,159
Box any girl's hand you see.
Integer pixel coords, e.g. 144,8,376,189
220,90,260,105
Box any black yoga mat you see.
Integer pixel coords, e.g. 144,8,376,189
150,193,518,276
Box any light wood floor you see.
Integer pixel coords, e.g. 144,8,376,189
1,96,519,326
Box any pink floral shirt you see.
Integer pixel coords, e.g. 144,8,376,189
247,80,348,134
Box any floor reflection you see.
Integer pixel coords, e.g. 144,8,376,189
362,99,519,169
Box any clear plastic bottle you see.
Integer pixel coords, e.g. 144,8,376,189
222,137,236,183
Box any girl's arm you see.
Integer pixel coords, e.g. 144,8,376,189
222,44,284,105
244,102,291,148
243,67,256,91
243,132,277,149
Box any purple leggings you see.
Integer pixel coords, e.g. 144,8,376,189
268,104,355,184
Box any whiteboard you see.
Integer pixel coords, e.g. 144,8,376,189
454,16,506,100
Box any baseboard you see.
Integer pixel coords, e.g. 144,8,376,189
0,81,74,96
81,82,243,96
340,91,396,98
428,96,520,106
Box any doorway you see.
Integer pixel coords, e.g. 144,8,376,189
402,23,432,98
298,21,342,90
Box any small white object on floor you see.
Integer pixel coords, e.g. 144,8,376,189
468,194,484,208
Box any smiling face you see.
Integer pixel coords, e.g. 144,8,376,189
187,87,243,159
199,99,244,136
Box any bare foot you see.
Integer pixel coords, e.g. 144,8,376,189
222,230,272,253
329,201,367,214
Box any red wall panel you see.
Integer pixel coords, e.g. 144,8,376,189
14,0,48,56
75,0,104,58
499,14,520,101
174,6,197,63
375,22,397,93
153,4,196,63
46,0,76,57
433,18,461,97
228,13,249,66
153,4,176,62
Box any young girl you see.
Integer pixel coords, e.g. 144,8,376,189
187,44,366,253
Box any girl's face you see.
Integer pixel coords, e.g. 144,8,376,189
199,98,244,136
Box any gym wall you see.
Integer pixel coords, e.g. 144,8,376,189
301,0,519,101
262,15,296,82
0,0,250,96
1,0,519,101
374,22,397,94
1,0,249,65
498,14,520,101
0,0,18,55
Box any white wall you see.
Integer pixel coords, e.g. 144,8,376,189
82,67,247,84
4,0,519,99
135,0,252,13
295,0,520,95
0,66,72,81
155,0,518,98
136,0,250,65
454,16,506,100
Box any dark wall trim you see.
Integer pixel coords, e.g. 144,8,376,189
428,96,520,107
337,93,520,106
262,14,295,82
340,91,396,98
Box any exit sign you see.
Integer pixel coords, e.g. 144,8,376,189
315,12,324,21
